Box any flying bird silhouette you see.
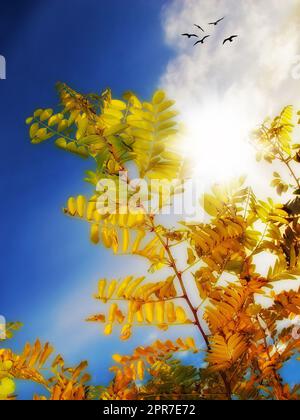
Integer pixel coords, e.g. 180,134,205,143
194,35,210,46
209,17,225,26
181,33,198,38
194,24,205,32
223,35,238,44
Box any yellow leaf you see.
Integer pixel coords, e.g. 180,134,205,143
33,109,43,118
40,108,53,121
116,276,133,297
187,248,196,265
86,201,96,220
104,324,113,336
123,228,129,253
29,123,39,139
120,324,131,341
132,230,146,253
144,302,155,323
137,360,144,380
86,314,105,323
76,195,86,217
110,99,127,110
108,303,118,322
166,302,176,323
103,123,128,136
90,224,99,244
67,197,76,216
203,194,223,217
0,377,15,397
156,301,165,324
175,306,187,323
124,277,144,298
112,354,123,363
38,342,54,368
97,279,106,299
107,280,117,299
206,333,247,371
152,90,166,105
186,337,197,352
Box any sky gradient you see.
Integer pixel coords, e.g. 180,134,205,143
1,0,299,399
0,0,175,398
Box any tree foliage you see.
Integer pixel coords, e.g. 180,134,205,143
2,84,300,400
0,323,90,400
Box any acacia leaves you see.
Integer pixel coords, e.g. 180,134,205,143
87,276,192,340
253,105,300,195
26,84,184,182
0,321,23,341
206,333,247,372
127,90,182,180
253,105,294,164
0,340,90,400
103,338,198,400
24,87,300,400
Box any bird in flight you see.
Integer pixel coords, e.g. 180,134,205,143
194,35,210,46
209,17,225,26
194,24,205,32
223,35,238,44
181,33,198,38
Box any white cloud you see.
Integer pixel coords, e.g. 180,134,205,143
161,0,300,189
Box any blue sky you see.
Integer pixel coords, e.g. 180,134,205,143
0,0,299,399
0,0,178,398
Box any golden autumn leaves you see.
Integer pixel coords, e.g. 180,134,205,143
26,82,185,181
87,276,192,341
0,321,22,399
16,82,300,399
64,195,147,253
109,337,198,387
0,360,15,400
206,334,248,371
253,105,300,196
0,339,91,400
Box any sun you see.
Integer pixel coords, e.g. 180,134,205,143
179,99,257,186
